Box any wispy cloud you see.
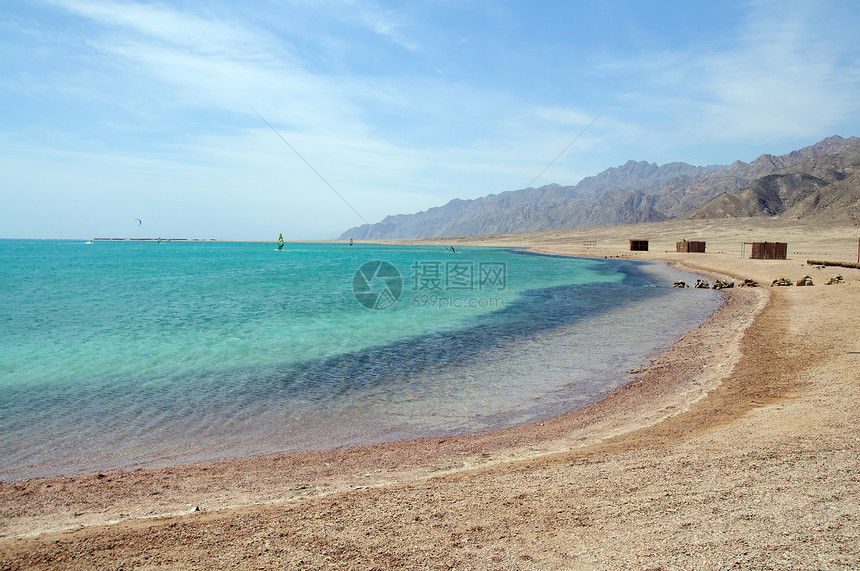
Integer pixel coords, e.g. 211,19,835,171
696,1,857,141
347,1,418,51
594,0,859,149
3,0,859,238
39,1,371,143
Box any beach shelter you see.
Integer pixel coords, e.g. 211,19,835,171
747,242,787,260
676,240,706,253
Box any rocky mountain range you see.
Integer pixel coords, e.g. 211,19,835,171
339,135,860,239
683,141,860,226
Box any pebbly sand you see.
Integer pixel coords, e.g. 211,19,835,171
1,218,859,569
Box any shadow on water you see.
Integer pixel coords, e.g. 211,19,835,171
267,281,655,403
5,260,668,414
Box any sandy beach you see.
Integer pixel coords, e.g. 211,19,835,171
2,218,858,569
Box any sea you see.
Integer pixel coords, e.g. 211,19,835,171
0,240,721,481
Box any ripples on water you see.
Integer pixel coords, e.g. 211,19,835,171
0,241,720,479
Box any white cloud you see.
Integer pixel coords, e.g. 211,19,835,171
37,0,376,154
590,0,859,150
695,1,857,141
11,1,609,196
349,1,418,51
48,0,265,55
5,0,858,239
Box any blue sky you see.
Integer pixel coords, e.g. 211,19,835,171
2,0,859,239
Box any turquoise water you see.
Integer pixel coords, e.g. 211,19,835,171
0,240,720,480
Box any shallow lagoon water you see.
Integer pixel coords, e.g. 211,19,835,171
0,240,720,480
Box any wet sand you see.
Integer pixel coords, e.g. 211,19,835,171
2,218,859,569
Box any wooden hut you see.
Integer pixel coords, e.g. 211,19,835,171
629,239,649,252
676,240,706,253
749,241,787,260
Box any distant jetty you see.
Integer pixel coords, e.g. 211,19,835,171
92,238,219,242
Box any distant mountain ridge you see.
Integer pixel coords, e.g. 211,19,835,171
339,135,860,239
683,141,860,225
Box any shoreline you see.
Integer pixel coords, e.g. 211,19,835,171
2,220,858,568
1,246,712,484
0,253,754,536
